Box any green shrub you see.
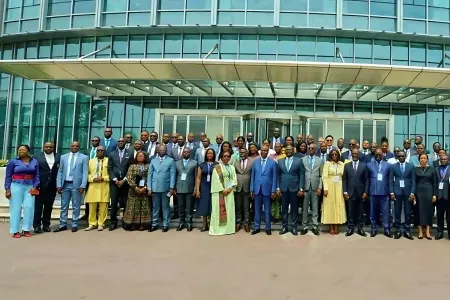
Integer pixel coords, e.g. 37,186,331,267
0,160,8,167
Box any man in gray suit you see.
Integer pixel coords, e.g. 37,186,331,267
174,148,197,232
54,141,88,233
301,144,322,236
147,145,176,232
233,148,254,233
172,135,187,161
195,138,213,164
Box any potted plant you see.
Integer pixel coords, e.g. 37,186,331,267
0,160,7,167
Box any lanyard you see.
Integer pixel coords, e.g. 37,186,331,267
286,157,293,170
224,164,232,180
333,163,338,175
377,161,382,173
96,159,103,177
207,162,212,174
440,166,448,181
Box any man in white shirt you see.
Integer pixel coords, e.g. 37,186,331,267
387,147,401,164
361,140,371,156
403,139,414,162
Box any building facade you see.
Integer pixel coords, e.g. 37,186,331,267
1,0,450,159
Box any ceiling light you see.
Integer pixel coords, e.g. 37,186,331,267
87,81,92,85
176,80,181,85
130,81,136,85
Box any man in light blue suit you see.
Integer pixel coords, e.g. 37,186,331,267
147,144,176,232
54,141,88,232
250,145,277,235
100,127,118,154
195,138,213,164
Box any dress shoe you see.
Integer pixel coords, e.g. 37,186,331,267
394,231,402,239
53,226,67,232
187,224,193,232
357,228,367,237
251,229,260,235
34,227,42,234
235,224,241,232
435,233,444,240
149,226,158,232
426,236,432,240
300,228,308,235
171,213,179,220
71,227,78,233
384,230,392,238
109,223,118,231
244,224,250,233
43,226,51,232
266,230,272,235
370,231,377,237
292,228,298,236
23,231,32,237
84,226,97,231
177,224,185,231
279,227,288,235
98,226,104,231
12,232,21,238
345,229,354,237
404,233,414,240
162,227,169,232
312,228,320,236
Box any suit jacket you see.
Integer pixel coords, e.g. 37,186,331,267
195,147,214,164
301,155,322,191
166,142,176,158
367,160,391,196
429,152,441,164
389,162,416,196
36,152,61,190
143,141,159,156
175,159,197,193
364,153,375,164
435,165,450,200
233,157,255,193
56,152,88,189
172,145,188,161
316,152,329,164
382,151,395,161
100,138,117,154
342,160,369,198
340,150,365,162
250,157,277,196
107,148,131,181
147,155,176,193
269,137,285,149
277,156,305,192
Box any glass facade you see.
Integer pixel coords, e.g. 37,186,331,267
4,0,40,34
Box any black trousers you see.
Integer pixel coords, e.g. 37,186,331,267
235,192,250,225
347,196,364,230
436,198,450,235
110,181,129,225
394,195,411,234
281,191,298,229
178,193,193,225
173,194,179,215
33,187,57,228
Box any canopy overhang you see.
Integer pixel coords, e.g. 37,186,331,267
1,59,450,104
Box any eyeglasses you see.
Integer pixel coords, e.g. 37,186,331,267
326,139,333,142
404,142,411,144
216,138,223,140
150,135,157,137
91,139,99,142
96,149,105,152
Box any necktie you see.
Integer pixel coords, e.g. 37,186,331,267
184,160,188,168
241,159,245,170
119,150,123,163
90,148,95,159
440,167,446,179
309,156,314,169
401,163,405,175
262,159,266,172
179,147,182,157
125,143,130,149
322,154,326,163
105,140,110,149
69,154,76,176
353,161,357,172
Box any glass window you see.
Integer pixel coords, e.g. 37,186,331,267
164,34,182,57
58,89,76,153
65,38,80,58
409,104,426,140
38,40,51,58
427,106,443,152
112,36,128,58
130,0,152,10
371,0,396,16
52,39,65,58
108,99,125,128
186,0,211,9
371,17,396,31
310,14,336,28
220,34,238,56
247,0,273,10
217,12,245,25
218,0,245,9
48,0,72,16
159,0,184,10
392,41,408,63
355,39,372,59
279,13,307,27
410,42,426,66
336,38,354,60
189,116,206,139
129,35,146,58
343,16,369,30
201,34,219,58
344,119,361,142
47,16,71,29
310,0,337,13
404,2,426,19
428,44,443,67
72,15,95,28
26,41,38,59
280,0,308,11
96,36,112,58
403,20,426,34
317,37,335,57
375,120,387,144
429,22,450,36
183,34,200,57
104,0,127,12
343,0,369,15
147,35,164,57
103,13,127,26
278,35,297,55
90,100,108,139
392,104,409,148
158,12,184,24
128,12,151,25
259,35,277,55
81,37,95,57
73,0,96,14
247,12,274,26
186,12,211,25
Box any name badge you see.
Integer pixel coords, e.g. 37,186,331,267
207,175,211,182
139,179,145,187
227,181,233,189
181,173,187,181
399,180,405,188
439,182,444,190
377,173,383,181
334,176,340,183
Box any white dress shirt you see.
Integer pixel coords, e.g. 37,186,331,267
44,152,55,169
65,152,78,181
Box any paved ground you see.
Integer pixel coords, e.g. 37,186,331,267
0,223,449,300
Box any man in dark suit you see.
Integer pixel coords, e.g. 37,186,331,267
234,148,255,233
270,128,285,149
367,148,392,238
389,151,416,240
435,154,450,240
340,139,365,162
107,137,131,231
172,135,187,161
432,149,447,167
277,145,305,235
140,130,150,152
100,127,117,154
128,140,144,161
174,148,197,232
147,131,160,157
343,148,369,237
33,142,61,233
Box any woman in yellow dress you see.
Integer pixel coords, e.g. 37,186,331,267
322,149,347,235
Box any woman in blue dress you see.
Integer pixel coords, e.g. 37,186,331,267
195,148,218,232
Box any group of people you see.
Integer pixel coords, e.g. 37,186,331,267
3,127,450,241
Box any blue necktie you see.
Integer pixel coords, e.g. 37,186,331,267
400,163,405,175
184,160,188,168
105,139,110,149
309,156,314,169
69,154,76,176
262,159,266,172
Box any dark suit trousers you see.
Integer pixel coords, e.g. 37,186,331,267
347,196,364,230
178,193,193,224
235,192,250,225
33,187,57,228
394,195,411,233
254,193,271,230
110,182,129,225
370,195,390,231
281,191,298,229
173,194,179,214
436,198,450,235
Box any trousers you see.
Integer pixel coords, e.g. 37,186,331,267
152,192,170,227
235,192,250,225
370,195,390,231
60,182,82,228
348,196,364,230
33,186,57,228
110,181,128,225
281,191,298,229
394,195,411,233
88,202,108,227
9,183,34,234
302,190,319,229
254,193,271,230
178,193,193,225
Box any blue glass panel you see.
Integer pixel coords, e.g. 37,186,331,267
96,36,111,58
186,0,211,9
259,35,277,54
81,37,95,57
220,34,238,54
201,34,219,55
278,36,296,55
22,6,40,19
21,19,39,32
38,40,51,58
392,41,408,60
280,0,308,11
183,34,201,54
343,1,369,14
429,7,449,21
164,34,182,55
428,22,450,36
298,36,315,56
259,54,276,60
247,12,273,26
112,36,128,58
2,44,13,59
130,0,152,10
46,16,70,29
15,43,25,59
6,8,21,21
355,39,372,58
52,39,65,58
371,2,396,16
343,15,368,30
403,4,426,19
26,41,38,59
128,12,151,25
279,12,307,27
370,17,395,31
309,14,336,28
239,35,257,54
218,0,245,9
72,15,95,28
317,37,335,56
66,38,80,58
104,0,127,12
247,0,273,10
47,1,71,16
158,12,184,24
4,22,19,34
403,20,426,34
278,55,296,61
310,0,337,13
336,38,354,59
73,0,96,13
374,58,390,65
129,35,146,57
147,35,163,55
159,0,184,10
239,54,257,60
103,13,127,26
355,58,372,64
298,55,315,61
410,43,426,63
373,40,390,59
217,12,245,24
186,12,211,24
429,0,449,8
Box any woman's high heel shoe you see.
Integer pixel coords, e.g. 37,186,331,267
426,236,432,240
418,236,423,239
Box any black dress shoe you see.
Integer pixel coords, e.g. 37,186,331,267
279,227,288,235
171,213,179,220
43,226,51,232
370,231,377,237
435,233,444,240
177,224,185,231
357,228,367,237
34,227,42,234
251,229,260,235
292,228,298,236
345,229,354,237
162,227,169,232
109,223,118,232
404,233,414,240
384,230,392,238
394,231,402,239
53,226,67,232
71,227,78,233
300,228,308,235
312,228,320,236
266,230,272,235
187,225,193,232
149,226,158,232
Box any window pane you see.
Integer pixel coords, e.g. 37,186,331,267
310,0,337,13
52,39,65,58
128,12,151,25
147,35,163,55
343,1,369,14
129,35,146,57
103,13,127,26
403,20,426,34
247,0,273,10
103,0,127,12
355,39,372,58
112,36,128,58
48,1,71,16
259,35,277,55
371,17,395,31
74,0,96,14
279,12,307,27
343,15,369,30
317,37,334,56
159,0,184,10
280,0,308,11
96,36,112,58
217,12,245,25
22,6,40,19
247,12,273,26
21,19,39,32
164,34,182,55
130,0,152,10
183,34,200,55
186,0,211,9
218,0,245,9
371,2,396,16
158,12,184,25
186,12,211,25
309,14,336,28
278,35,296,55
46,16,70,30
72,15,95,28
